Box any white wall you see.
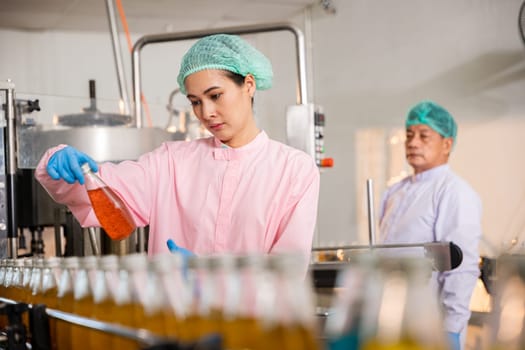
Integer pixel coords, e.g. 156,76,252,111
1,0,525,256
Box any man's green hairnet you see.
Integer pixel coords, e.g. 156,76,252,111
177,34,273,95
405,100,457,143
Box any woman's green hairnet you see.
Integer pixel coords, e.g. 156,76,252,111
405,100,457,143
177,34,273,95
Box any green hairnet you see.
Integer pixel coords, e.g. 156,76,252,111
405,101,457,143
177,34,273,95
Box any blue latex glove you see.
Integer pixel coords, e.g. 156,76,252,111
166,239,194,258
47,146,98,185
447,332,461,350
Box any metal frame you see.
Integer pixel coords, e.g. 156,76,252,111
131,22,309,128
0,80,18,258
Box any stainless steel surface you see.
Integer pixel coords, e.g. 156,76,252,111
1,81,17,256
132,22,308,128
366,178,376,246
286,103,315,157
137,227,146,253
87,227,100,256
311,241,458,272
57,112,132,127
105,0,131,115
7,237,16,258
17,126,185,169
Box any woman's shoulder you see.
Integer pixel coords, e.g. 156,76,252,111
266,138,317,168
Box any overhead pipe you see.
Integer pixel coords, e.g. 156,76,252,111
105,0,131,115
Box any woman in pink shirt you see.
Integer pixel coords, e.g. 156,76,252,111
35,34,320,273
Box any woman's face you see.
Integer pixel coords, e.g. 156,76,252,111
185,69,257,147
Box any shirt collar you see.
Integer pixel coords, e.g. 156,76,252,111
410,164,449,183
212,131,268,160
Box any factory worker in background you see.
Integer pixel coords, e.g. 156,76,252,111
378,101,482,350
35,34,320,275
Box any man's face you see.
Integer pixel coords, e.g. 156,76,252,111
405,124,453,174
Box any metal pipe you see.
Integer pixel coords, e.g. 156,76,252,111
105,0,131,115
2,81,18,258
311,241,449,251
87,227,100,256
132,22,308,128
366,179,376,246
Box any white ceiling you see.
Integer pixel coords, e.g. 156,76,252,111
0,0,319,33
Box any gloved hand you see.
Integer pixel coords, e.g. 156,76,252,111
46,146,98,185
167,239,194,258
447,332,461,350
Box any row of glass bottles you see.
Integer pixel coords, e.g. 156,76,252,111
323,252,525,350
0,252,321,350
325,254,447,350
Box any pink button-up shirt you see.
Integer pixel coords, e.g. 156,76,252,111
35,131,320,271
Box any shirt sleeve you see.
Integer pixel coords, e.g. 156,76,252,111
269,155,320,276
434,179,482,333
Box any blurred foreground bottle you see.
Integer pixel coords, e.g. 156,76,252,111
81,163,135,240
326,254,447,350
91,255,119,348
485,254,525,350
56,256,78,350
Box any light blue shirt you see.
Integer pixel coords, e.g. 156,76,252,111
379,164,482,333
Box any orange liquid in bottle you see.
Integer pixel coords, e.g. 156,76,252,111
87,187,135,240
56,292,74,350
111,302,142,350
91,299,116,348
71,295,94,350
42,286,59,350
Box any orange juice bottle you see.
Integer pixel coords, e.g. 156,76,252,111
360,257,447,350
3,259,14,301
143,254,174,336
91,254,119,348
56,256,79,350
207,255,242,349
71,256,97,350
260,254,322,350
29,258,45,305
184,256,219,342
111,253,147,350
40,257,61,350
10,259,25,302
81,163,135,240
0,259,7,330
231,254,268,349
164,253,192,341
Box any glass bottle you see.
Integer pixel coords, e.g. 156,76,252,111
208,254,242,349
91,254,119,348
264,253,321,350
112,253,147,350
40,257,61,350
360,256,447,350
164,252,192,341
3,259,14,301
71,256,97,350
485,254,525,350
10,258,25,302
142,254,172,336
81,163,135,240
231,254,266,349
56,256,79,350
0,259,7,330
